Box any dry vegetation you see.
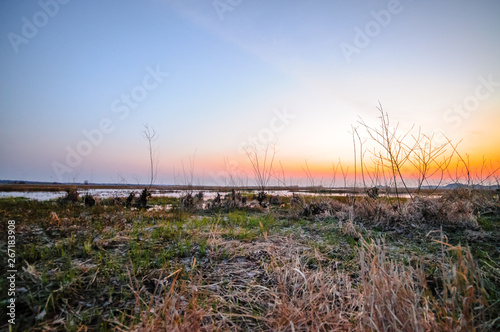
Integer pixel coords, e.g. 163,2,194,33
1,185,499,331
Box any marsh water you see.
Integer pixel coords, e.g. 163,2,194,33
0,188,423,201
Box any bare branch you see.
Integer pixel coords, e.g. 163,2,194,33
142,124,159,188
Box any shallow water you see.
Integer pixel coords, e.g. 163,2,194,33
0,189,424,201
0,191,67,201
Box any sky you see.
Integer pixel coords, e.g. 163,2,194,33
1,0,499,186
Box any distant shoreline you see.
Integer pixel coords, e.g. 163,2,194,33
1,182,498,193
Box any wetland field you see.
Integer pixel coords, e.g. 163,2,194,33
1,184,499,331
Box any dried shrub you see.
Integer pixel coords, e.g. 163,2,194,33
125,192,136,207
245,200,264,212
179,191,206,210
302,199,339,217
113,196,124,206
350,196,478,229
226,199,244,211
290,193,304,208
204,193,222,211
138,188,151,208
214,192,221,204
342,198,399,226
181,192,194,210
255,191,267,205
269,195,283,206
83,193,96,207
402,196,441,225
469,190,500,216
63,186,79,203
302,202,323,217
441,199,478,228
217,189,247,211
441,188,472,201
366,186,379,199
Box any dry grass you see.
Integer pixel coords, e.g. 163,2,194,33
328,195,479,229
122,265,209,332
358,234,493,332
265,244,359,331
430,235,491,331
121,234,361,331
2,192,498,331
359,237,437,332
122,235,496,332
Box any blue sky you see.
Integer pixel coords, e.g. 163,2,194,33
1,0,499,184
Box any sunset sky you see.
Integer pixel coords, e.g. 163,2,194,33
1,0,499,185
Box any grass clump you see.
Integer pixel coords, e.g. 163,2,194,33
359,234,494,331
